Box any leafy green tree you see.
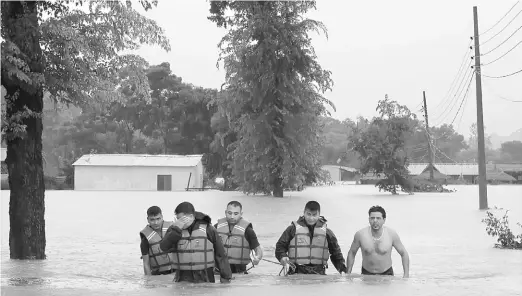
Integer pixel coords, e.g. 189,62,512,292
405,122,468,163
1,0,170,259
349,97,417,194
500,141,522,163
136,63,217,156
209,1,334,197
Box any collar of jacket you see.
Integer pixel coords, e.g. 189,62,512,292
296,215,327,228
186,211,212,232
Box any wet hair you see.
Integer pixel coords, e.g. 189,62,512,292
175,201,195,215
147,206,162,217
304,201,320,213
227,201,242,211
369,205,386,219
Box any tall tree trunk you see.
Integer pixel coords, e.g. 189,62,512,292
2,1,46,259
272,174,284,197
271,73,285,197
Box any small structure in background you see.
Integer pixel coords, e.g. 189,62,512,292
72,154,204,191
321,165,358,183
488,163,522,184
407,163,517,184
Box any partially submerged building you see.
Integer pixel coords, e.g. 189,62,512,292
72,154,204,191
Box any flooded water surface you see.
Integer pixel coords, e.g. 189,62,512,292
1,185,522,296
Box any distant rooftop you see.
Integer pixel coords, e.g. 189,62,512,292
72,154,203,167
322,165,358,172
408,163,479,175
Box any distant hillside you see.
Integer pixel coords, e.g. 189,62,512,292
490,128,522,149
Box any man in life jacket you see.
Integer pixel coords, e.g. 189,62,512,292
346,205,410,277
159,201,232,283
139,206,176,275
275,201,347,275
214,201,264,274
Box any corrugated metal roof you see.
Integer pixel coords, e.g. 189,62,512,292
488,163,522,172
322,165,358,172
407,163,429,175
72,154,203,167
408,163,479,175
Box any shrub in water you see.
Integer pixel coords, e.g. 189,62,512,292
482,209,522,249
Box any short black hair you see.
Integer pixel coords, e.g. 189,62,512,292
147,206,162,217
175,201,195,215
369,205,386,219
304,201,320,212
227,201,242,210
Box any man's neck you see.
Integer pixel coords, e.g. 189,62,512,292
370,226,384,236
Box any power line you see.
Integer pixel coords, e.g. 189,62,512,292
432,66,474,125
455,91,470,131
480,7,522,45
482,79,522,102
482,39,522,65
449,71,475,126
441,71,475,127
482,68,522,78
481,24,522,55
413,100,423,114
432,59,473,121
433,144,459,164
498,95,522,102
480,1,520,35
433,40,473,112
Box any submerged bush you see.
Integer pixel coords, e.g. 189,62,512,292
482,209,522,249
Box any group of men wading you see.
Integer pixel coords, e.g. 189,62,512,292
139,200,410,283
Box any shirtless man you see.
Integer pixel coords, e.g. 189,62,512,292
346,205,410,278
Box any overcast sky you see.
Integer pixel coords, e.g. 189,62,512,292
131,0,522,137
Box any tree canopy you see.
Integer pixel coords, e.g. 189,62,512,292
1,0,170,259
208,1,334,196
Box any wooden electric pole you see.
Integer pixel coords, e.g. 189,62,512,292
473,6,488,210
423,91,434,180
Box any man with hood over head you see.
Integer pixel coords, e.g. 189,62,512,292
159,202,232,283
275,201,347,275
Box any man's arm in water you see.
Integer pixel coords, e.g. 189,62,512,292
275,224,296,262
207,224,233,283
326,228,347,274
391,229,410,278
142,255,151,275
140,234,151,275
346,231,361,274
245,226,263,264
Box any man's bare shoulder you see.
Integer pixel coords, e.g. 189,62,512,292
354,227,368,238
385,227,400,238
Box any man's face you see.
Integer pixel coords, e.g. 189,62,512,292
304,209,320,226
175,212,194,229
147,214,163,230
225,205,242,224
368,212,385,230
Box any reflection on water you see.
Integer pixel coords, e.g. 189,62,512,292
1,185,522,296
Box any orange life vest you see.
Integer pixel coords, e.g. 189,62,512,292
171,223,215,271
140,221,175,274
288,220,329,265
216,218,251,265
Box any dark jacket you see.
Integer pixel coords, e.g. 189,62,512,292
159,212,232,283
275,216,347,274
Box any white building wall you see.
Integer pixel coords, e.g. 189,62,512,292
194,160,204,188
74,165,201,191
322,165,341,181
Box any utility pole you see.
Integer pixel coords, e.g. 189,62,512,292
473,6,488,210
423,91,434,180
